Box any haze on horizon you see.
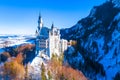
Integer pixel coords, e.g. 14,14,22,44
0,0,106,35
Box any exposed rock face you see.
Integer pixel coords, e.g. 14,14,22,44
61,1,120,80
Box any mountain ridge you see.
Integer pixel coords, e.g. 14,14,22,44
61,1,120,80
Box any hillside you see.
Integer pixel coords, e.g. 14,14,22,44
61,1,120,80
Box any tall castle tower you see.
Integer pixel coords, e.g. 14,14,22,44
38,13,43,28
36,14,48,55
36,13,43,36
49,23,60,58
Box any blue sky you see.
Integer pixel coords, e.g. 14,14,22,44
0,0,106,35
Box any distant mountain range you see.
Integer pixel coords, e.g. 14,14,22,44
61,0,120,80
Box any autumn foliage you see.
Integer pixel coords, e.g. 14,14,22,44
2,52,11,58
47,54,87,80
0,44,35,80
3,53,25,80
70,40,77,46
15,53,23,64
16,44,35,53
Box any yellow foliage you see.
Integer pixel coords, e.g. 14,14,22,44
4,59,25,79
70,40,77,46
15,53,23,64
47,55,87,80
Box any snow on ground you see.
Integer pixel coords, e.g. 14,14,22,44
100,42,120,80
89,7,96,18
0,34,35,48
30,50,50,79
0,34,35,55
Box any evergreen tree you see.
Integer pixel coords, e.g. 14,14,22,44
25,64,29,80
47,70,52,80
41,63,46,80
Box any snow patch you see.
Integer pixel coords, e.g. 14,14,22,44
30,50,49,79
112,29,120,41
112,0,120,8
114,12,120,21
89,7,96,18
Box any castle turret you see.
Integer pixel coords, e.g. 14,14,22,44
38,13,43,30
35,30,38,36
51,23,54,30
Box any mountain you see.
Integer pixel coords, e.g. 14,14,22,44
61,1,120,80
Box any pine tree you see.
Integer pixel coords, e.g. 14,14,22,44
41,63,46,80
47,70,52,80
25,64,29,80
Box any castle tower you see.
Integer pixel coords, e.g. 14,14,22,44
37,13,43,36
36,13,44,55
35,29,38,36
49,23,60,58
51,23,54,30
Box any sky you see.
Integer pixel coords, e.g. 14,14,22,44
0,0,106,35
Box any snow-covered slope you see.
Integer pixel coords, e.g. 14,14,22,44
30,50,49,79
112,0,120,8
61,1,120,80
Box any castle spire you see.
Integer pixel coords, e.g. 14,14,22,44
51,22,54,29
35,29,38,36
38,12,43,28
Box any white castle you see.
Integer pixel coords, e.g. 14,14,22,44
35,14,68,58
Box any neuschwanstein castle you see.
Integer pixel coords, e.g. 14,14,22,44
35,14,68,58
